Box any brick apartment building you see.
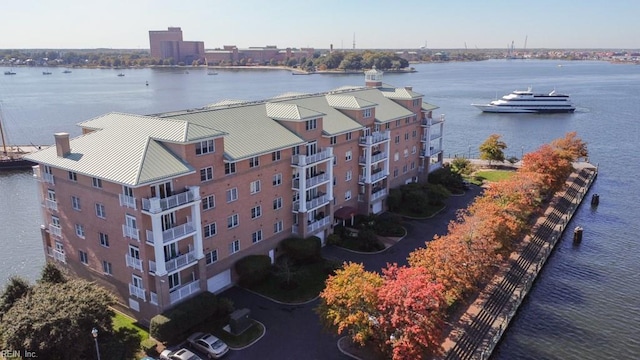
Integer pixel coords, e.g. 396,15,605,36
26,68,445,324
204,45,315,66
149,27,205,64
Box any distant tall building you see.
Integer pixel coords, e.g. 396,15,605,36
149,27,204,64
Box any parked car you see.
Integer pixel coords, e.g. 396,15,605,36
159,348,202,360
187,332,230,359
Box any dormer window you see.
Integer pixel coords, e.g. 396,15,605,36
305,118,317,131
196,140,215,155
363,108,372,118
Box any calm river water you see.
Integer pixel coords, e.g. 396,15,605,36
1,60,638,359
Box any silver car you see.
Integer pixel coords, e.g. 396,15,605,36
159,348,202,360
187,332,230,359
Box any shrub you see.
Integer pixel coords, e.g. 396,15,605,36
141,338,158,355
281,236,321,264
327,233,342,246
149,292,233,344
357,229,384,252
235,255,272,286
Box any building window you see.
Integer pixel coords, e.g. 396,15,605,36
292,146,300,156
393,168,399,177
396,120,401,127
385,123,390,130
273,173,282,186
346,170,352,181
95,203,106,219
412,130,417,138
75,224,85,238
79,250,88,265
412,146,417,154
251,205,262,219
411,161,416,170
305,118,317,131
394,152,400,161
345,190,352,201
102,261,112,275
249,156,260,168
92,177,102,188
413,99,420,107
168,273,180,290
227,214,239,229
99,232,109,247
404,149,409,158
68,171,77,182
273,197,283,210
272,150,281,162
202,195,215,211
363,108,372,118
250,180,261,194
330,136,337,145
205,250,218,265
196,140,215,155
394,135,400,144
200,166,214,182
229,240,240,254
226,187,238,203
252,230,263,243
345,150,352,162
224,162,236,175
345,132,352,141
204,223,217,238
403,164,408,173
405,118,410,124
404,132,409,141
71,196,81,211
274,220,284,234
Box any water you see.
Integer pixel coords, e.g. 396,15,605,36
1,61,639,359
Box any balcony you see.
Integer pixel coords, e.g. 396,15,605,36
119,194,137,209
359,151,387,165
308,216,332,233
292,172,330,190
150,250,198,274
49,224,62,238
125,254,143,271
122,225,140,241
47,246,66,263
43,172,55,185
142,188,199,214
44,199,58,211
371,188,388,202
150,291,158,305
128,284,146,302
420,133,443,142
359,132,390,146
359,169,387,184
170,280,200,305
146,222,196,245
293,193,330,212
421,114,445,127
291,148,332,166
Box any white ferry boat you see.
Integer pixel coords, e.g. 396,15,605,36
472,88,576,113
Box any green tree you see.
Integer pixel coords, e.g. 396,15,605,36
479,134,507,166
38,262,67,284
0,276,31,316
1,279,116,360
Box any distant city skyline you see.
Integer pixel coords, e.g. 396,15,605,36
1,0,639,50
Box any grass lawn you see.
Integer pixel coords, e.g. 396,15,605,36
473,169,515,182
246,260,336,303
211,320,265,348
113,311,149,340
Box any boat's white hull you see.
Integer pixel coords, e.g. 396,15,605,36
472,88,576,114
472,104,537,113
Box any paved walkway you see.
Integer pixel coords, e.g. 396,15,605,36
441,164,598,360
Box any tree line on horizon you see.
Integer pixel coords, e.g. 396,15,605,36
316,132,588,359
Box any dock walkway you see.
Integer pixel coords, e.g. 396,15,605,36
441,163,598,360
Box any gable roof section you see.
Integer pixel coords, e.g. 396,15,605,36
379,83,423,100
265,102,325,121
273,95,363,136
345,88,416,123
325,94,377,110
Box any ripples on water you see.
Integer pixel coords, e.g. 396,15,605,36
1,61,639,359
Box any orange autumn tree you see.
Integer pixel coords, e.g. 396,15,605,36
376,264,447,360
521,144,573,195
316,262,383,346
551,131,589,161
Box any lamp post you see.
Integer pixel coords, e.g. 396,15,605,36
521,146,524,160
91,328,101,360
468,145,471,159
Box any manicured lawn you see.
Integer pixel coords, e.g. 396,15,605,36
473,170,515,182
113,311,149,340
211,321,265,348
246,260,337,303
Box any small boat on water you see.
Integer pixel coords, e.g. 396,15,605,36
43,71,52,75
472,87,576,113
207,71,218,75
4,70,16,75
117,73,125,77
62,70,72,74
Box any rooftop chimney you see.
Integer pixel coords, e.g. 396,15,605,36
54,133,71,157
405,86,413,91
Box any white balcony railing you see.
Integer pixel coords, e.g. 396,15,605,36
125,254,143,271
150,291,158,305
49,224,62,238
308,216,332,233
293,172,330,190
47,247,66,263
370,170,387,183
165,250,198,273
293,194,330,212
359,151,387,165
45,199,58,211
142,188,198,214
291,148,333,166
128,284,146,302
43,172,55,185
119,194,137,209
359,131,390,146
122,225,140,241
371,188,388,202
170,281,200,305
146,222,196,244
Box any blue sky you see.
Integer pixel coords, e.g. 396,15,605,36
1,0,638,49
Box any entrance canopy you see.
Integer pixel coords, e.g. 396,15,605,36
334,206,357,220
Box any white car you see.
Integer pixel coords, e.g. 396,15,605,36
187,332,230,359
159,348,202,360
